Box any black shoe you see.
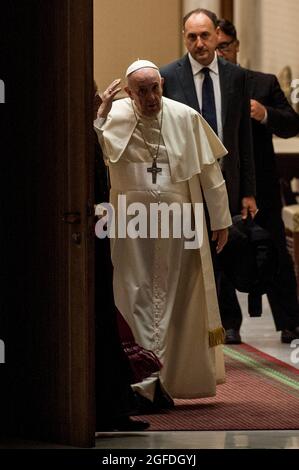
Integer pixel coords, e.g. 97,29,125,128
133,392,161,414
133,385,174,415
225,328,242,344
281,326,299,344
153,381,175,410
114,416,149,431
96,416,149,432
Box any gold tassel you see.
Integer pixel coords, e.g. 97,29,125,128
209,327,226,347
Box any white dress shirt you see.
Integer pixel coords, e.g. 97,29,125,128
188,52,223,143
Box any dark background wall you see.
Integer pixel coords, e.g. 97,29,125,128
1,1,39,435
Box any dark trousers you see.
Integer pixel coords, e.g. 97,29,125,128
95,236,135,426
218,208,299,331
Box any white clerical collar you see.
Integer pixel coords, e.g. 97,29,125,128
188,52,219,76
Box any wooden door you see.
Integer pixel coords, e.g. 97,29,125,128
0,0,95,447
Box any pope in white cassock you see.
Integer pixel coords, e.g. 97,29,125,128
94,60,232,405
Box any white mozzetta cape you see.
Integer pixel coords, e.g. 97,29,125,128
101,96,226,178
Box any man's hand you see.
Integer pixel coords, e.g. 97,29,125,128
212,228,229,254
250,99,266,121
241,196,258,219
97,79,122,119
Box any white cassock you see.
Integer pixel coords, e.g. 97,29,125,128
94,96,232,400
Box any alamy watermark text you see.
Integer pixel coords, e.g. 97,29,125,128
95,195,204,249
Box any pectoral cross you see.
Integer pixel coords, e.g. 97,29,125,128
147,159,162,184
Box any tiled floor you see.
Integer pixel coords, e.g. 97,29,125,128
94,293,299,449
95,430,299,449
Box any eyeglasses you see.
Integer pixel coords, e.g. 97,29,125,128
217,38,236,51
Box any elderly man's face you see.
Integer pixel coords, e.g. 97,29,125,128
125,68,164,117
217,30,239,64
184,13,219,66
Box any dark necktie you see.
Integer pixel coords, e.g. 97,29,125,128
201,67,218,135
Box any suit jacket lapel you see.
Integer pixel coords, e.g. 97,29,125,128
176,55,200,113
218,58,231,128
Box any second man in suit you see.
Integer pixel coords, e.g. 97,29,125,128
216,19,299,344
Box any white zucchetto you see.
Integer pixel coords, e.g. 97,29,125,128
125,59,159,77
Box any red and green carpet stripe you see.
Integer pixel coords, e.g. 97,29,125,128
140,344,299,430
224,344,299,394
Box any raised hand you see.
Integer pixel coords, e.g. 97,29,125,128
97,79,122,118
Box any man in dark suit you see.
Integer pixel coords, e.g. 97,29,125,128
160,8,257,345
160,8,256,219
216,19,299,344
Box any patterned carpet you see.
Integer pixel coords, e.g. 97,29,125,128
140,344,299,430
